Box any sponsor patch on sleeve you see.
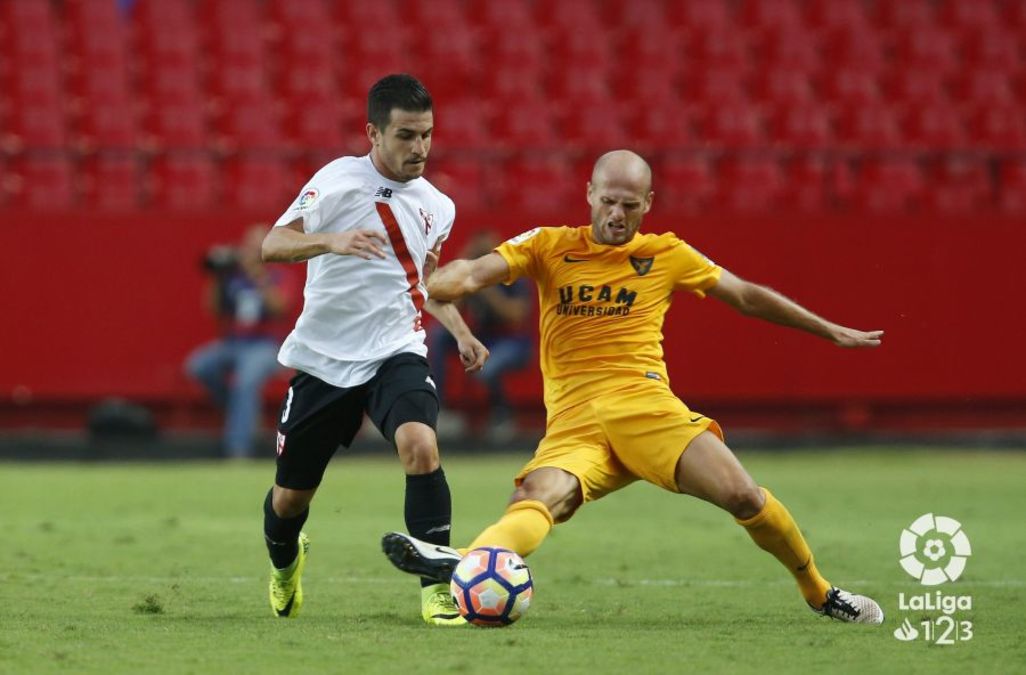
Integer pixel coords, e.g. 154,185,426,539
505,227,541,246
297,188,320,210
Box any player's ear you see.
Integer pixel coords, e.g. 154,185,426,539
644,190,654,213
366,121,380,146
586,181,595,206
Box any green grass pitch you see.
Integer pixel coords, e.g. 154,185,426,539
3,449,1025,674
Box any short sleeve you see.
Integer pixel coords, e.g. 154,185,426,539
431,195,456,250
668,236,722,297
274,183,348,233
494,227,547,283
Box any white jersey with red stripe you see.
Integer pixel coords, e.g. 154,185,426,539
272,154,454,388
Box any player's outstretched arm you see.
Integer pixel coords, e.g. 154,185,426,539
262,219,388,263
426,252,511,302
424,299,489,372
707,269,883,348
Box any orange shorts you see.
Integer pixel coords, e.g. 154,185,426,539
515,378,723,507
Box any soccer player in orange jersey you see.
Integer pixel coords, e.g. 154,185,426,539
383,150,884,624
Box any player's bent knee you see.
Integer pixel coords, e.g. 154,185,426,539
514,468,582,522
272,485,315,518
722,482,764,520
394,422,440,474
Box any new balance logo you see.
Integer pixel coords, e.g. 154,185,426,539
374,187,393,199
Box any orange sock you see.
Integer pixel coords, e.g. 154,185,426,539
736,488,832,607
463,500,554,558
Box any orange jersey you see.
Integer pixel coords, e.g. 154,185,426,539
494,225,721,419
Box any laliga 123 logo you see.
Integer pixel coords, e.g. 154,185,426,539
899,513,972,585
894,513,974,645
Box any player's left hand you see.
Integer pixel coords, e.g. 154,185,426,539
832,327,884,348
458,336,489,372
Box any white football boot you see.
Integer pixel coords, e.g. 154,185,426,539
811,587,885,625
381,531,462,583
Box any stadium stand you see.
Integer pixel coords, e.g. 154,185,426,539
0,0,1023,213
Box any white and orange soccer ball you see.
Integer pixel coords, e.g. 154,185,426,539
450,547,533,627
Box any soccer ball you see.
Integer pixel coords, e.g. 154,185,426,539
450,547,533,627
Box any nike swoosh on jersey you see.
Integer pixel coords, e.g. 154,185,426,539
563,255,588,263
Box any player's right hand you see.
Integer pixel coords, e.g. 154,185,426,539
328,229,388,259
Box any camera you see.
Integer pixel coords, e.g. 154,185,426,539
202,245,239,274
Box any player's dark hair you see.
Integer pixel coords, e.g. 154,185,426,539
367,74,433,131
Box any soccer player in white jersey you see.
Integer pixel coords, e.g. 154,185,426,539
259,74,488,625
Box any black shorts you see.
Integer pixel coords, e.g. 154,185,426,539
274,352,439,490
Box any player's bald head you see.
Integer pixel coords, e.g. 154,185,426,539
590,150,652,193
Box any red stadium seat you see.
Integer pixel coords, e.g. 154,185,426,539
609,0,667,28
686,30,752,69
216,104,287,153
427,157,489,212
266,0,331,28
145,101,209,150
836,106,903,150
903,107,967,150
493,103,561,152
805,0,871,30
821,26,886,72
952,71,1016,107
874,0,937,30
151,156,218,209
9,157,75,209
738,0,806,31
415,29,483,97
882,69,949,106
76,100,137,152
718,157,785,212
702,105,764,149
759,30,821,72
81,155,140,210
938,0,1000,30
465,0,534,30
923,157,992,213
548,66,613,106
434,99,494,152
540,0,605,30
285,99,349,151
562,107,630,151
1006,0,1026,29
657,157,716,213
482,65,548,103
967,105,1026,151
336,0,401,26
961,30,1023,71
3,106,67,152
225,157,294,212
893,27,960,73
478,28,548,76
667,0,733,31
751,69,815,106
613,25,688,75
822,69,881,106
782,157,831,212
497,156,579,212
998,159,1026,213
853,159,925,213
767,106,832,149
686,69,748,108
632,107,695,151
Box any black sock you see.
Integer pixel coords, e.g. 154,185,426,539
405,467,452,587
263,488,309,570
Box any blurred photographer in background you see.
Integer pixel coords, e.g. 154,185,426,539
428,230,532,441
186,225,297,458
